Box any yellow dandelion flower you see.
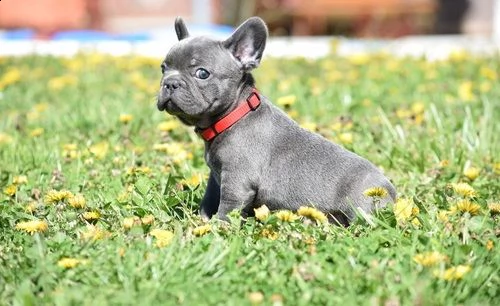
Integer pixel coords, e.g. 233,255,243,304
458,81,474,102
82,211,101,221
413,251,448,267
338,132,353,145
480,81,491,93
437,210,450,223
300,122,318,132
247,291,264,305
153,142,191,163
68,194,86,208
112,156,125,166
15,220,48,235
116,191,131,204
393,198,418,225
449,49,468,61
494,163,500,175
123,216,141,229
311,84,322,96
62,144,80,159
480,66,497,80
3,184,17,197
450,182,477,198
63,143,78,151
132,166,152,175
155,238,172,248
89,141,109,159
487,202,500,214
29,128,44,137
119,113,133,124
260,227,279,240
141,215,155,225
180,174,202,188
450,199,481,216
48,75,77,90
26,111,40,122
34,102,49,112
434,265,471,281
411,113,424,125
411,218,422,227
463,167,480,181
276,94,296,107
193,224,211,237
152,143,169,152
25,201,39,213
254,205,270,222
363,187,388,198
157,120,179,132
297,206,328,223
411,102,425,114
286,110,299,119
439,159,449,168
0,132,13,144
80,225,107,241
304,236,317,245
396,108,412,119
0,68,21,89
150,229,173,240
275,210,300,222
347,53,370,65
331,122,343,132
486,240,494,251
44,189,74,204
13,175,28,185
362,98,372,107
150,229,174,248
58,258,86,269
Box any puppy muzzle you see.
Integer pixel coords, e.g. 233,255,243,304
157,71,183,111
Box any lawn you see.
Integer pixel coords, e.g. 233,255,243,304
0,50,499,305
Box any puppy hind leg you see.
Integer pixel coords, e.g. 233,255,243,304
327,211,351,227
199,172,221,220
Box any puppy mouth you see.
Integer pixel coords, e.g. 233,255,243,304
157,98,183,114
157,98,169,111
157,97,210,118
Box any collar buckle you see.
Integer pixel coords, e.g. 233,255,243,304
247,90,261,111
198,88,261,142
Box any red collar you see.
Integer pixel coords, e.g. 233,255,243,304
198,89,261,141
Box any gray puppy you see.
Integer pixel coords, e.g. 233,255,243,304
157,17,396,225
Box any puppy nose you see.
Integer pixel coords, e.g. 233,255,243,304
162,78,181,91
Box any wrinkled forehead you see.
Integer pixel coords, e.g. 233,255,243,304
165,37,225,68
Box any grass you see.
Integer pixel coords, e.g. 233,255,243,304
0,50,499,305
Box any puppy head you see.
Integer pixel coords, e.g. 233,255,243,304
157,17,268,127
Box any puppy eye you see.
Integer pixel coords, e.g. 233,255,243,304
161,63,167,74
195,68,210,79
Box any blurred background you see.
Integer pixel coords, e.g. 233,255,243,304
0,0,498,40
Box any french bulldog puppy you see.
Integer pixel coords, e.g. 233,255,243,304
157,17,396,225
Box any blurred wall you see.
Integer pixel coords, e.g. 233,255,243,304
101,0,191,32
463,0,495,35
0,0,87,35
0,0,497,37
0,0,199,35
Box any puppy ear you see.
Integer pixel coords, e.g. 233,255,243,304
175,17,189,41
223,17,268,71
